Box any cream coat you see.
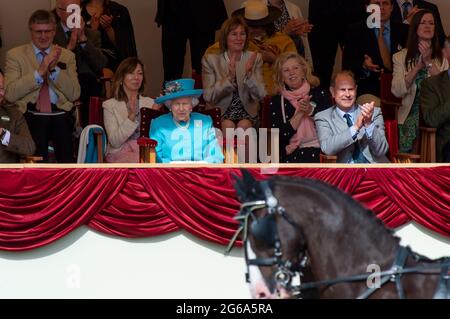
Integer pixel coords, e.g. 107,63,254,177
103,96,155,154
202,51,266,118
391,48,448,124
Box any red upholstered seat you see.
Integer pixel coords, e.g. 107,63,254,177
89,96,105,128
259,95,272,128
139,107,165,163
193,105,221,129
140,107,168,137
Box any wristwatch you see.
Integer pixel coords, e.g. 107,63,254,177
426,63,433,69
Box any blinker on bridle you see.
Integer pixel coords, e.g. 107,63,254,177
226,181,307,292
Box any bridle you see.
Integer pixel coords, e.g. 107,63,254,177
227,180,308,296
227,180,450,299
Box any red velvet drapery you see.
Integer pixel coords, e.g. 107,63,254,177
0,167,449,251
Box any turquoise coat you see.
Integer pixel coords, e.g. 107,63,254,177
149,112,224,163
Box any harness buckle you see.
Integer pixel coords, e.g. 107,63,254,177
275,269,292,287
390,265,402,281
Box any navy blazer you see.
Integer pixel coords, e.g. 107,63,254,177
343,19,409,96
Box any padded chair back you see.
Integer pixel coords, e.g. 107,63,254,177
140,107,168,137
77,125,106,163
380,72,401,103
139,107,166,163
101,68,114,99
380,72,402,121
259,95,272,128
89,97,105,127
193,105,221,129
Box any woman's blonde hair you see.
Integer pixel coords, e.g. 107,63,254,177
218,16,249,53
111,57,146,102
272,52,319,92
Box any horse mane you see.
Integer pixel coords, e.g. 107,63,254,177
270,175,398,240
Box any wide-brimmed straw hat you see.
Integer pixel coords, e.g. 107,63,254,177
232,0,281,27
155,78,203,105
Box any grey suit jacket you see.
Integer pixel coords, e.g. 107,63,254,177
314,105,389,163
54,23,107,76
0,102,36,162
201,50,266,118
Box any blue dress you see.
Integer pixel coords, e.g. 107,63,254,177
149,112,224,163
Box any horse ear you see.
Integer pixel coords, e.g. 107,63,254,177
233,169,258,202
240,169,264,200
232,172,246,201
241,169,257,187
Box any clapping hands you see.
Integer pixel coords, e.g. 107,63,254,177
99,14,113,30
294,95,313,115
38,45,62,77
245,51,257,76
360,102,375,128
283,18,313,36
418,40,432,66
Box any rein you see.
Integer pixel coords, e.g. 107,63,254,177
295,246,450,299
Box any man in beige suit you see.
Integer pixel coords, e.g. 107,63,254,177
0,70,36,162
5,10,80,162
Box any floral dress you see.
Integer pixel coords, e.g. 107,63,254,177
398,68,427,153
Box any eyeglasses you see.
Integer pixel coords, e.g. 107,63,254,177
30,29,54,36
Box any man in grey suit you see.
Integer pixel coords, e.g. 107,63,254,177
54,0,107,127
314,71,389,163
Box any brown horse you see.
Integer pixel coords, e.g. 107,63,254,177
230,170,450,299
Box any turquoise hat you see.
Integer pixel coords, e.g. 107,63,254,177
155,78,203,105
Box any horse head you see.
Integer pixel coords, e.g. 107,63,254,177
232,170,312,299
231,170,433,299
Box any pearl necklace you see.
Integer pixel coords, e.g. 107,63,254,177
173,117,190,130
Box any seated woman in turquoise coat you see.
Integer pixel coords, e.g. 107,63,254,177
150,78,224,163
